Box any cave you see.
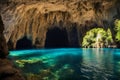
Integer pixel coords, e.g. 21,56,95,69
16,36,33,50
45,27,69,48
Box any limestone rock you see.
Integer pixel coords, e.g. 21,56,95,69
0,59,25,80
0,16,9,58
0,0,120,49
0,15,25,80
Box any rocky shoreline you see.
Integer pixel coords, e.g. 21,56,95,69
0,15,25,80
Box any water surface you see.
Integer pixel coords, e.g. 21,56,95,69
9,48,120,80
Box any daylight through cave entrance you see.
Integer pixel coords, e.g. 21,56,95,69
45,27,69,48
16,36,33,50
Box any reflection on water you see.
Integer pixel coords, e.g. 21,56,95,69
82,48,115,80
9,48,120,80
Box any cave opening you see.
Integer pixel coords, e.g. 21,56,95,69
16,36,33,50
45,27,69,48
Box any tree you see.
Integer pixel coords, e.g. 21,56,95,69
114,19,120,41
82,28,113,48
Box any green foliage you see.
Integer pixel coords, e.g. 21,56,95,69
114,19,120,41
82,28,113,48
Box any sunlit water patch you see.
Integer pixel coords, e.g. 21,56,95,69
9,48,120,80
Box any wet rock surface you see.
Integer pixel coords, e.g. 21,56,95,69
0,16,8,58
0,15,25,80
0,59,25,80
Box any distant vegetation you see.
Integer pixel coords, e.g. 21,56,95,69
114,19,120,41
82,19,120,48
82,28,113,48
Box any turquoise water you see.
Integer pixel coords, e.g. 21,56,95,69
9,48,120,80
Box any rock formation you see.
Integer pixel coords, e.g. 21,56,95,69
0,0,120,49
0,15,25,80
0,16,9,58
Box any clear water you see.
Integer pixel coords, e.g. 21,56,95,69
9,48,120,80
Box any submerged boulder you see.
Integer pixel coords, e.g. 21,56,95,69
0,59,25,80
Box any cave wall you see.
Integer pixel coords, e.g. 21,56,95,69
0,15,25,80
0,16,9,58
0,0,120,49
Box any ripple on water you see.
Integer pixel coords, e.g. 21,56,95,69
9,48,120,80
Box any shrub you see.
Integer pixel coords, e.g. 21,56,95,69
82,28,113,48
114,19,120,41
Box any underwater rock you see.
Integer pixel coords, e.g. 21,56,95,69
0,59,25,80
